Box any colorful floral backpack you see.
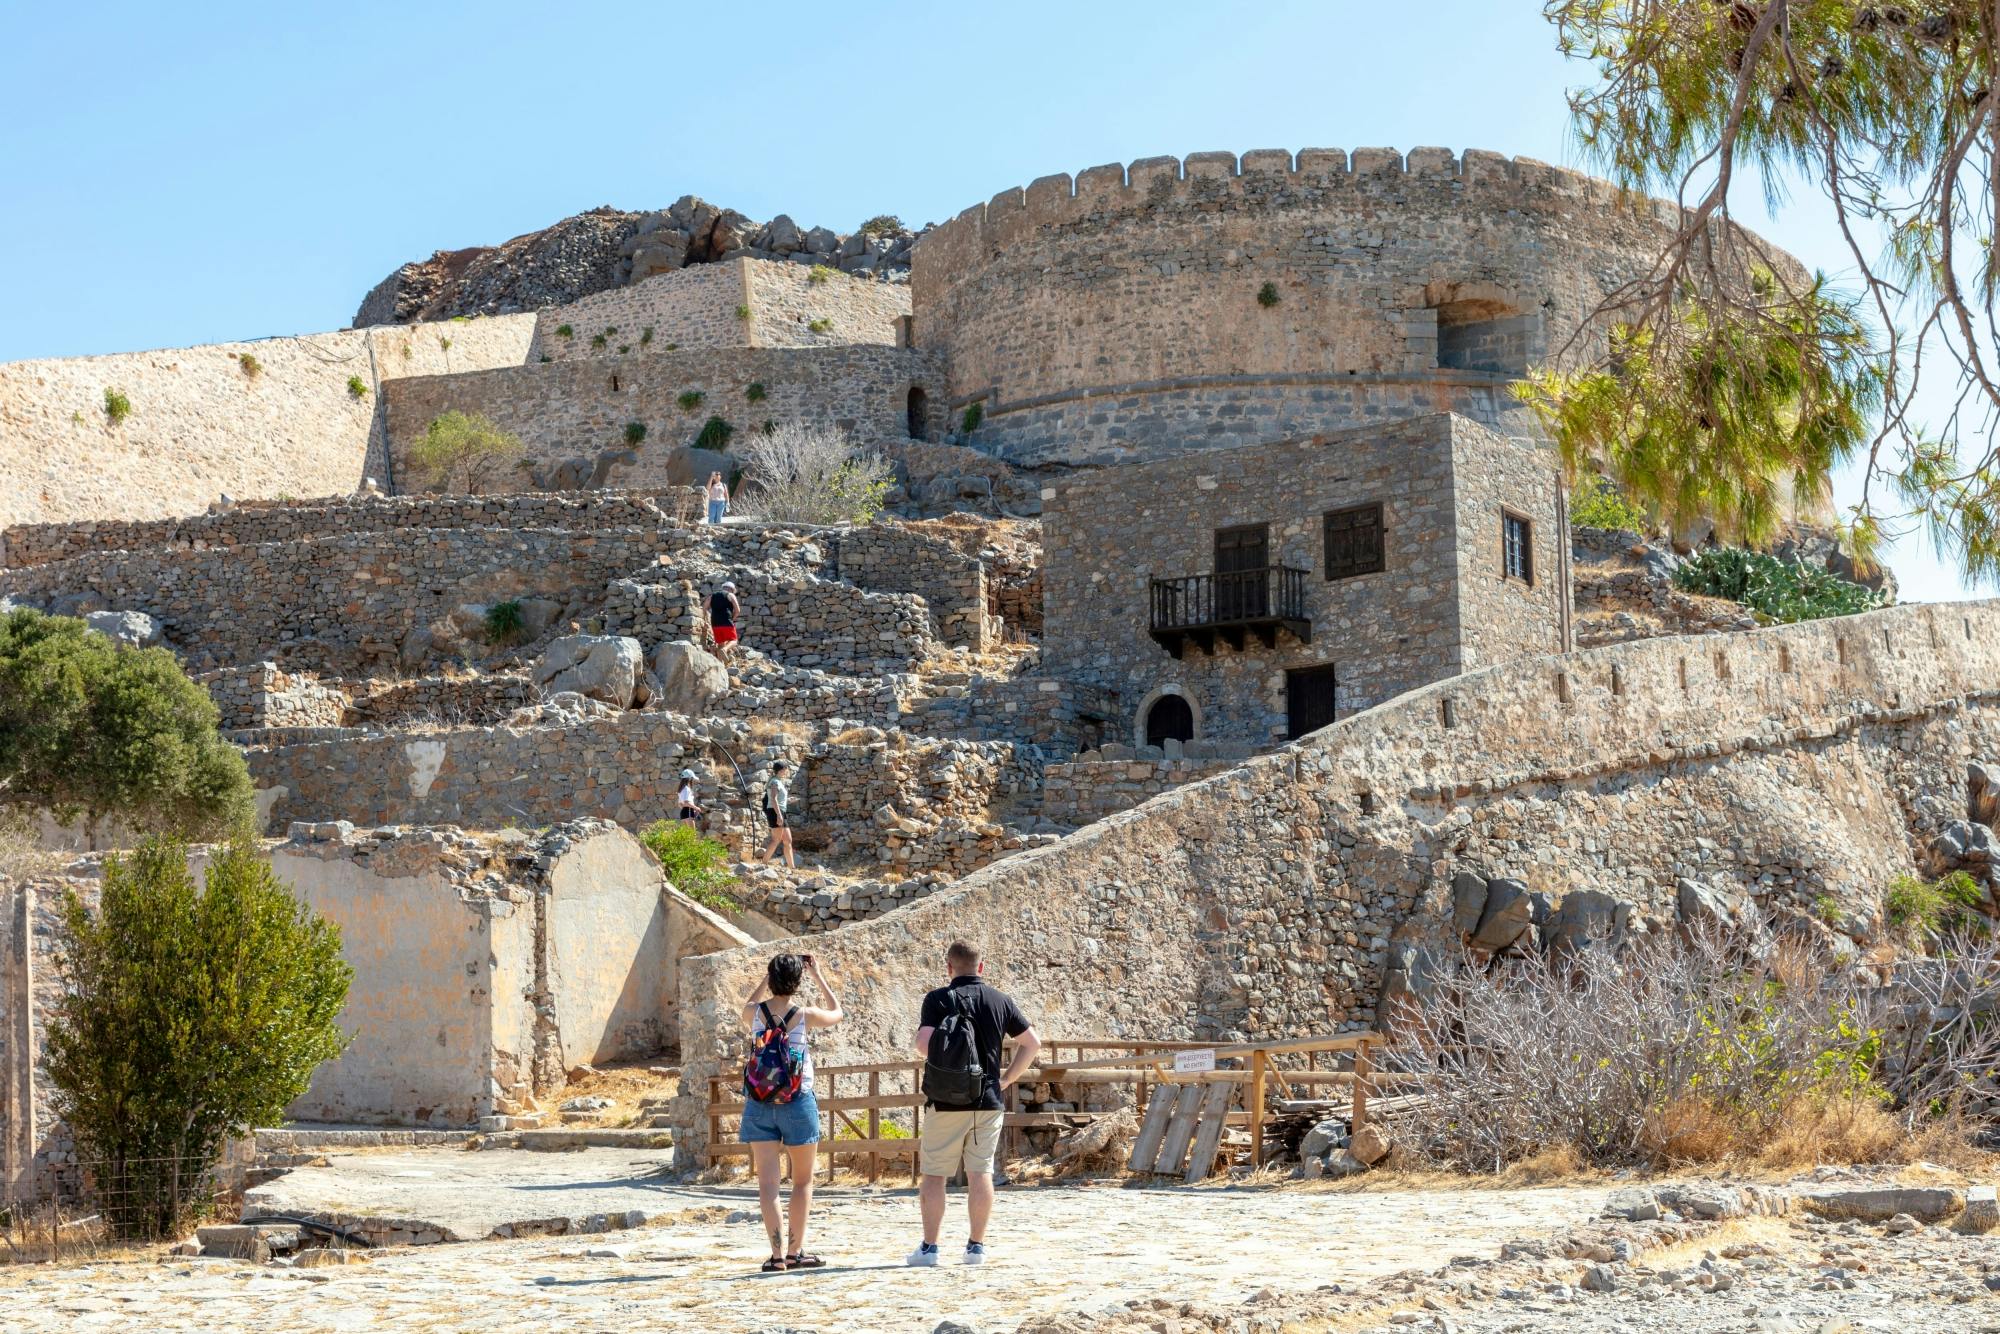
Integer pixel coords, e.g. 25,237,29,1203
743,1002,805,1104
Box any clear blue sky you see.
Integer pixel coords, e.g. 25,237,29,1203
0,1,1976,599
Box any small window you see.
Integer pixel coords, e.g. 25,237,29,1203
1502,511,1533,584
1323,503,1385,580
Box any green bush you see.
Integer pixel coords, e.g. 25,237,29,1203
1885,872,1988,942
640,326,654,345
236,352,262,378
734,304,751,321
694,415,735,452
639,820,740,912
624,420,647,445
1570,474,1650,532
746,382,767,402
960,401,984,434
484,599,526,645
808,318,832,333
0,609,256,841
677,389,705,411
808,265,834,285
591,333,608,349
103,387,132,424
43,837,351,1239
1672,548,1886,624
858,214,902,238
346,375,370,399
618,344,630,355
556,324,574,338
1256,281,1280,307
407,410,525,493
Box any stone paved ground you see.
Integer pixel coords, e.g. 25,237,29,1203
0,1169,1606,1333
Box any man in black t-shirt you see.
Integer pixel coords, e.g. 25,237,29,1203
906,940,1040,1267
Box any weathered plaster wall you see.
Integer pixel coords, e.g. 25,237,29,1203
668,598,2000,1158
912,147,1794,466
0,316,534,529
545,829,673,1064
524,258,908,365
381,344,942,494
1041,414,1566,744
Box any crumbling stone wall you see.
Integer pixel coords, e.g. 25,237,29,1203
0,315,535,530
0,527,677,673
668,598,2000,1159
913,147,1796,467
1040,753,1247,824
381,345,942,494
823,525,992,649
1,489,692,570
196,663,348,730
902,675,1117,753
1042,414,1567,744
604,568,936,673
343,672,532,727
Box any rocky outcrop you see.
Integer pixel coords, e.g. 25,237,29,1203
355,196,920,326
532,635,645,709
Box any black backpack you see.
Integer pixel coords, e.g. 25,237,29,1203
921,987,986,1106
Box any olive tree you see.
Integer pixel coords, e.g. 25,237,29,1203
0,608,254,841
43,839,352,1238
407,410,525,493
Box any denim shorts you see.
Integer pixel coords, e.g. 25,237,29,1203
740,1090,821,1146
707,499,727,524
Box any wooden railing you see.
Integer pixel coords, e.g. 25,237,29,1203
1148,565,1309,632
704,1035,1390,1183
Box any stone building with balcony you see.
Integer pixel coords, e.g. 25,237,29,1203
1040,413,1571,748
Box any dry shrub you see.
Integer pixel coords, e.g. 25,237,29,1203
1386,923,1970,1172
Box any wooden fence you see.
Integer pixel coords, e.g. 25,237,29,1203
704,1034,1393,1183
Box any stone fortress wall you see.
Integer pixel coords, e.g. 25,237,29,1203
911,146,1793,466
0,315,536,530
381,344,942,493
668,596,2000,1156
524,258,909,365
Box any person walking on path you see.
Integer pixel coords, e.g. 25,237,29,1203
907,940,1040,1267
676,768,703,824
739,952,843,1271
761,760,796,868
709,581,741,662
704,471,731,525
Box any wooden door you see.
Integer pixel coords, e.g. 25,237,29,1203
1214,524,1269,621
1286,664,1338,739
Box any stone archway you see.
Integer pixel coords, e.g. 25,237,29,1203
1134,685,1200,750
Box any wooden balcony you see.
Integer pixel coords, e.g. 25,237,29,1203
1148,565,1312,659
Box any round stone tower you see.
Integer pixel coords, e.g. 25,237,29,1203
911,147,1787,467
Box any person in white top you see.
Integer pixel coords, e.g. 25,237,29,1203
760,760,796,868
676,767,703,824
704,471,731,525
739,952,843,1270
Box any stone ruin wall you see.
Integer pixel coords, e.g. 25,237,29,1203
196,663,349,730
0,315,536,530
667,598,2000,1157
602,570,936,675
911,147,1796,466
380,344,943,494
0,488,693,571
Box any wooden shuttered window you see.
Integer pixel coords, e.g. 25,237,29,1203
1323,503,1385,580
1503,510,1533,583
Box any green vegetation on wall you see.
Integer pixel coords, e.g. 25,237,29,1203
1672,548,1885,625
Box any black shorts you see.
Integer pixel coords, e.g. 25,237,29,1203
762,806,787,829
678,806,700,822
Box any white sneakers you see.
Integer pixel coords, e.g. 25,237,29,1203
905,1242,987,1266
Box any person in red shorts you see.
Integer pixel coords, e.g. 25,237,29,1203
709,580,740,662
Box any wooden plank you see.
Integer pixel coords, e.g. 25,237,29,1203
1249,1050,1268,1167
867,1072,881,1185
1351,1040,1373,1138
1128,1082,1179,1171
1036,1069,1253,1086
708,1092,926,1115
1183,1078,1238,1184
707,1137,919,1160
1153,1083,1208,1176
1036,1032,1378,1074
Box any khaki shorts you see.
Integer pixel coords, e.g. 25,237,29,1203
920,1108,1004,1178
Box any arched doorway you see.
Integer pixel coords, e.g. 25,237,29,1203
905,387,928,441
1142,693,1195,749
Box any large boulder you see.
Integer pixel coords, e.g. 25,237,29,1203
1471,877,1538,950
650,640,730,715
1546,890,1633,961
1451,871,1490,936
533,635,644,709
1970,760,2000,828
83,610,163,647
1923,818,1998,882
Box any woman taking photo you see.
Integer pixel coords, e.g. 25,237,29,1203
738,951,842,1270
